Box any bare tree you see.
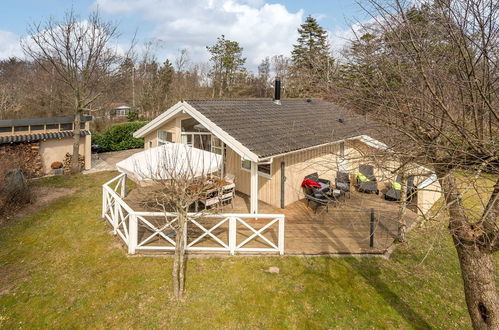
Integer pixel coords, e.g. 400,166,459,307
22,10,125,173
340,0,498,327
135,144,223,299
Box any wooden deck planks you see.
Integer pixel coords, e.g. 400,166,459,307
124,188,417,255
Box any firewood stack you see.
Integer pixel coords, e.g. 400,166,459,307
0,143,44,178
63,153,85,174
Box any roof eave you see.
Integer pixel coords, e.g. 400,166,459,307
133,101,260,162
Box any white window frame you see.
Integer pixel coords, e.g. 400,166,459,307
241,159,272,179
157,130,173,146
116,109,128,117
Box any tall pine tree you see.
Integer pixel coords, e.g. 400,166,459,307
207,35,247,98
290,16,334,97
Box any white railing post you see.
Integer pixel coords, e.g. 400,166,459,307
113,198,119,235
120,175,127,198
128,213,138,254
229,216,236,255
278,216,285,255
102,188,107,218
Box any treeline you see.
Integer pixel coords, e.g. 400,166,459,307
0,15,336,122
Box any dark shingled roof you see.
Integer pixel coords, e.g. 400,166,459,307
186,99,383,158
0,130,91,144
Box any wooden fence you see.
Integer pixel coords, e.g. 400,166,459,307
102,173,285,255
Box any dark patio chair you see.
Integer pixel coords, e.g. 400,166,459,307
335,171,351,198
303,185,339,213
407,176,416,201
384,175,416,202
355,164,379,194
304,172,331,192
384,175,402,201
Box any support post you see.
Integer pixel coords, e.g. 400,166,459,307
369,208,375,248
113,199,119,235
250,161,258,214
229,216,237,255
102,188,106,218
128,214,138,254
120,175,127,198
278,216,285,255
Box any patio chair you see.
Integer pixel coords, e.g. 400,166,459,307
219,182,235,208
224,173,235,184
304,172,331,192
407,176,416,201
335,171,351,198
198,188,220,210
355,164,379,194
303,185,339,213
384,175,402,201
384,175,416,201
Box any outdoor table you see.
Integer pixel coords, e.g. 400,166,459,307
189,177,232,211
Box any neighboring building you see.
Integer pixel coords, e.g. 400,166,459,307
0,116,92,174
134,97,441,215
111,103,132,117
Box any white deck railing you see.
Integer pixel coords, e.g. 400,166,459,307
102,173,285,255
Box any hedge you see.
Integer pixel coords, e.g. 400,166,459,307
92,121,148,152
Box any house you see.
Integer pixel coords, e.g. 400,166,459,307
111,103,132,117
133,91,440,215
0,116,92,174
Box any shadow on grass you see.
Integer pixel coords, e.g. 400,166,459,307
303,257,432,329
345,257,432,329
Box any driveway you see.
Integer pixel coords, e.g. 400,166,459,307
83,148,143,174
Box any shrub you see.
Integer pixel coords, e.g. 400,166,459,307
127,111,139,122
92,121,147,152
0,168,32,222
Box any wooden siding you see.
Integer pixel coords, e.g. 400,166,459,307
226,142,353,208
140,113,440,214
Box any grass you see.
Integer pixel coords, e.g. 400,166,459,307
0,171,491,328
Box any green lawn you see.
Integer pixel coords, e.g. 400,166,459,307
0,172,480,328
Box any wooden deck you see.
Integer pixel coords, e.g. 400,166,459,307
124,189,418,255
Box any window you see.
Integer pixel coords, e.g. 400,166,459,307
0,126,12,133
30,125,44,131
60,123,73,131
181,118,207,132
241,160,272,178
46,124,58,130
339,142,345,158
14,126,29,132
211,136,224,155
116,109,129,116
158,130,173,145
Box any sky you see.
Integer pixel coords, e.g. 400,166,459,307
0,0,370,71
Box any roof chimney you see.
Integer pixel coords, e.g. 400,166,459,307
274,78,281,105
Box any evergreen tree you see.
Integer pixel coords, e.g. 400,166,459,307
290,16,334,97
206,35,246,98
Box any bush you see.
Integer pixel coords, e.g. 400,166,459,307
92,121,147,152
0,168,32,222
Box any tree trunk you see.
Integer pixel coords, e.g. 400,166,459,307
454,241,498,329
172,212,187,299
70,112,81,174
397,172,408,242
439,172,499,329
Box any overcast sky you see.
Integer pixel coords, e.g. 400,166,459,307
0,0,369,70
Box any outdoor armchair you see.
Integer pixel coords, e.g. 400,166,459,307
304,172,331,192
303,183,341,213
335,171,351,198
355,164,379,194
384,175,416,201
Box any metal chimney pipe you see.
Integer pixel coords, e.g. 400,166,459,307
274,78,281,105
